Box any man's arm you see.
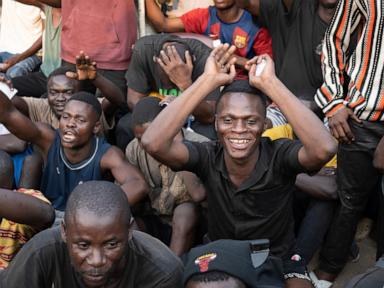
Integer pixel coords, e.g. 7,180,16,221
100,146,150,206
127,88,146,111
145,0,185,32
0,36,42,73
141,44,237,169
314,0,361,143
66,52,126,117
0,134,27,154
0,89,54,155
248,55,337,170
235,0,294,16
0,188,55,230
34,0,60,7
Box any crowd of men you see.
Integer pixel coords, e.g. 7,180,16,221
0,0,383,287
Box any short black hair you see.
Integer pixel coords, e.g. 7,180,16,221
187,271,246,288
67,92,102,118
47,66,77,83
155,34,195,63
64,181,131,226
218,79,267,108
131,96,163,127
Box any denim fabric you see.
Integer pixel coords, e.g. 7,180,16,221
0,52,41,78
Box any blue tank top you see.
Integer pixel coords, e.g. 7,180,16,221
40,130,111,211
205,6,260,59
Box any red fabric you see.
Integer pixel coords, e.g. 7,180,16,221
252,27,273,58
180,8,210,34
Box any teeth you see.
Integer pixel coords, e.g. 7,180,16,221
229,139,250,144
63,132,75,141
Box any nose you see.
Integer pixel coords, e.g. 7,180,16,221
56,92,67,102
87,248,106,268
65,117,76,128
232,119,246,133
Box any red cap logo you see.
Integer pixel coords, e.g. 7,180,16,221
194,253,217,272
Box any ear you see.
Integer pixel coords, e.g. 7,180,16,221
264,117,272,132
60,221,67,243
93,120,101,135
214,114,218,132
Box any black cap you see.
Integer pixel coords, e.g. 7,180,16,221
183,239,285,287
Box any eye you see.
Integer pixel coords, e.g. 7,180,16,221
105,241,119,249
76,242,89,250
76,118,86,123
61,114,69,119
247,119,257,125
222,117,232,124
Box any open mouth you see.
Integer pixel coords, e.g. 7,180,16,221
62,130,76,142
83,273,106,284
228,138,251,149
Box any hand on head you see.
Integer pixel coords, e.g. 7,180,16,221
203,43,237,87
155,45,194,90
247,54,276,92
66,51,97,81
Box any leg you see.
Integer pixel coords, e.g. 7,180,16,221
377,177,384,259
318,121,384,278
18,152,43,189
0,150,13,189
6,55,42,78
296,199,336,263
170,202,199,256
12,71,48,97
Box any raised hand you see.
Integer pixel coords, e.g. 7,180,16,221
66,51,97,81
247,54,276,92
155,45,193,91
203,43,237,87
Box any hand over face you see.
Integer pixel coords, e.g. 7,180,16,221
155,45,193,91
203,43,237,87
67,51,97,81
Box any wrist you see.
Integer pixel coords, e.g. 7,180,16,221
178,79,193,91
200,73,224,88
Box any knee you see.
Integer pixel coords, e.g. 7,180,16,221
0,150,14,188
172,202,199,232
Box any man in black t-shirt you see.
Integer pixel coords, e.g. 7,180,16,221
115,34,220,150
141,44,336,287
0,181,183,288
235,0,339,102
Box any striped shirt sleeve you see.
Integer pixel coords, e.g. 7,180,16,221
315,0,360,116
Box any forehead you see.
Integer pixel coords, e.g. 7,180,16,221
66,210,127,238
217,92,265,117
49,75,75,89
63,100,96,118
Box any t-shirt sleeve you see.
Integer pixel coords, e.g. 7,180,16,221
180,8,210,34
126,43,152,94
275,139,307,176
178,140,211,179
22,97,48,123
252,27,273,58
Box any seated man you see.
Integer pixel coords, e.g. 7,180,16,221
0,90,148,216
141,44,336,286
126,96,207,255
11,52,125,134
0,187,54,269
184,239,285,287
116,34,220,149
0,181,183,287
145,0,272,68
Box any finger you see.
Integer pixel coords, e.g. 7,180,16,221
214,43,229,62
218,45,236,66
246,56,258,67
5,79,13,90
66,71,78,79
185,50,193,68
335,124,349,143
350,112,362,123
92,61,97,69
330,126,340,141
228,63,236,80
85,55,91,67
169,46,180,62
340,121,355,142
76,55,82,66
159,50,171,65
249,63,257,76
155,57,167,70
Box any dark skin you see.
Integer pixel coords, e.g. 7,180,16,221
11,52,125,127
61,210,131,288
142,45,336,288
0,91,149,206
0,134,26,154
0,188,54,230
127,43,215,124
145,0,250,67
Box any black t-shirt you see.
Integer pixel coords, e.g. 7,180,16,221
0,227,183,288
181,137,306,258
127,34,219,101
259,0,327,101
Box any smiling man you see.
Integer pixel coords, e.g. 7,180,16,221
0,90,148,217
0,181,183,287
141,45,336,287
